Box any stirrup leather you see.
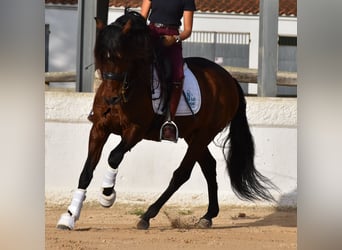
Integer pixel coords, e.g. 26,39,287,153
160,120,179,143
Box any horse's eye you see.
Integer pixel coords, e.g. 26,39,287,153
116,52,122,59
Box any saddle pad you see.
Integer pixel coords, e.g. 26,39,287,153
152,63,201,116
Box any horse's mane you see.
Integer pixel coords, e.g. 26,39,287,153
115,8,148,31
94,9,153,69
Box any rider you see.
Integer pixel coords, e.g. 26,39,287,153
141,0,196,142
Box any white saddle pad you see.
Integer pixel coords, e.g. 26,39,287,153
151,63,201,116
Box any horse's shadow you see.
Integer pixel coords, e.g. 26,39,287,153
220,189,297,229
75,227,92,231
224,208,296,229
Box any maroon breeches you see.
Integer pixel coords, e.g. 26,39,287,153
148,24,184,82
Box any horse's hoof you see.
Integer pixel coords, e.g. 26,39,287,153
99,189,116,208
137,219,150,230
196,218,213,229
56,213,75,230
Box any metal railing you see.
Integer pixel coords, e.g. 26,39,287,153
184,31,250,45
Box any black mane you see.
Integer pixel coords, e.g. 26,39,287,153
115,9,148,31
94,9,153,70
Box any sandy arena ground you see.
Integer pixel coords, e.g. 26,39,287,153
46,202,297,250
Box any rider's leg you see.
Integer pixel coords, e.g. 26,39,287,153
161,82,183,142
161,40,184,142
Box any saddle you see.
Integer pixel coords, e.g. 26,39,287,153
151,63,201,117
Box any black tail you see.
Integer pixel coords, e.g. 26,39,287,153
223,81,277,202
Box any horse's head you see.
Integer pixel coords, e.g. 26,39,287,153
94,9,153,105
94,9,152,78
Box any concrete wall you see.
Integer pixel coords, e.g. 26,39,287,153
45,92,297,207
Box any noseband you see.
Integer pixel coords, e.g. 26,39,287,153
102,71,127,82
102,71,129,104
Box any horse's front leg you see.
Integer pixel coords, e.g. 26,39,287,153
57,124,109,230
98,123,145,207
98,140,129,207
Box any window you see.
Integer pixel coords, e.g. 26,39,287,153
278,36,297,72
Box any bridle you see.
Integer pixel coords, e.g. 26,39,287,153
98,12,150,106
102,70,129,105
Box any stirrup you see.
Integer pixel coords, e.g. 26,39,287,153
160,120,179,143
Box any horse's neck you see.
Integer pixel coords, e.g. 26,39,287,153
129,63,153,97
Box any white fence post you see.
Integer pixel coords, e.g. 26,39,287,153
258,0,279,97
76,0,97,92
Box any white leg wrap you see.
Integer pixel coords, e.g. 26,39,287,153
101,167,118,188
57,213,75,230
99,167,118,207
57,189,86,230
99,189,116,208
67,189,86,220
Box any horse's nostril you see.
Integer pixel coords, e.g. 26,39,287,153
103,107,111,117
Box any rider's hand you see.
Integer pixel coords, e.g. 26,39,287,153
162,35,176,46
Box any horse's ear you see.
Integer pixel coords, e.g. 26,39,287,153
95,17,106,31
124,7,131,15
122,19,132,34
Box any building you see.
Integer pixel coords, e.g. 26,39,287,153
45,0,297,94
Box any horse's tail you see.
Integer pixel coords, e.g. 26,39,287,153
223,80,277,202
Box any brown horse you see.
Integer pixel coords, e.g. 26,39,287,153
57,9,276,230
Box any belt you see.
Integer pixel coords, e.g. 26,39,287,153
150,22,179,30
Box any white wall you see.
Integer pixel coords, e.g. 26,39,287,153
45,92,297,207
45,5,78,73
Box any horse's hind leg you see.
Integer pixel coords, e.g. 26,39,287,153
196,147,219,228
57,125,109,230
137,157,197,230
137,137,210,230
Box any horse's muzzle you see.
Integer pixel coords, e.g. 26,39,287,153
104,96,121,106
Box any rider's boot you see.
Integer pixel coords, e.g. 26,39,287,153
160,82,183,142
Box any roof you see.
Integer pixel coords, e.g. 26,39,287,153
46,0,297,17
